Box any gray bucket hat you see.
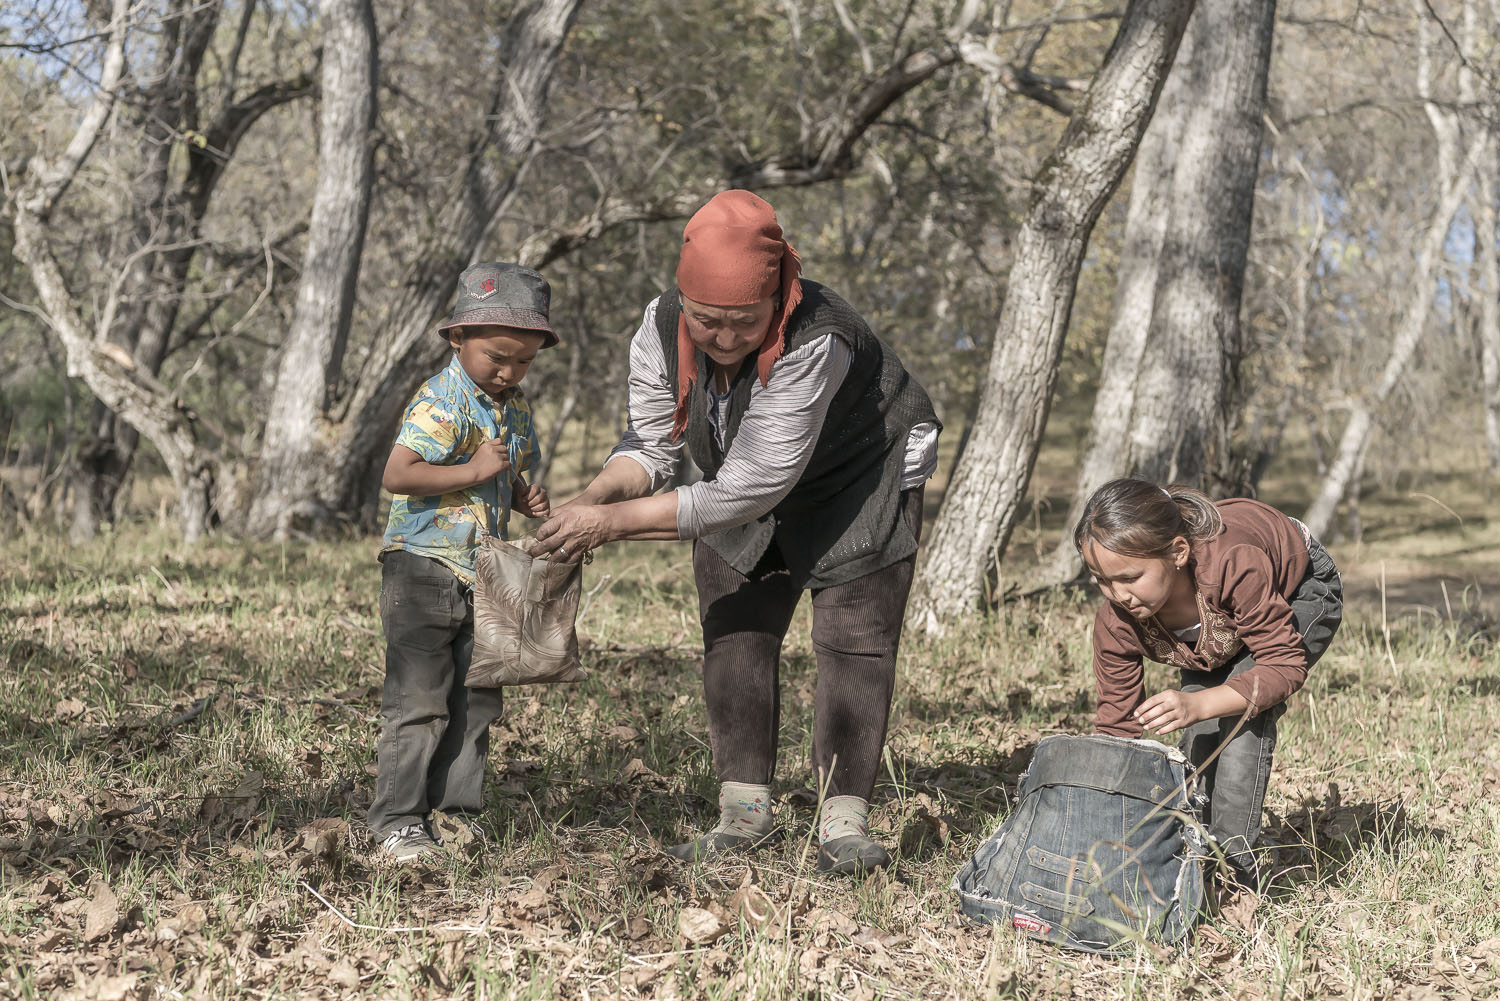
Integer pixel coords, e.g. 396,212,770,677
437,262,557,348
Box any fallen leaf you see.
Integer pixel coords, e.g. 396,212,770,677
93,793,141,822
621,758,664,784
504,759,542,775
33,928,67,951
429,810,475,850
299,749,323,778
54,697,86,720
727,883,779,934
328,959,361,988
898,800,955,859
1195,924,1238,962
294,818,349,857
84,880,119,942
802,907,858,938
1469,937,1500,963
1218,884,1260,932
677,907,727,944
60,972,140,1001
199,770,264,827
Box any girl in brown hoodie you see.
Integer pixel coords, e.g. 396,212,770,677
1075,478,1343,882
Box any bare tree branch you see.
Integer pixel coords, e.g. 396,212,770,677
24,0,131,215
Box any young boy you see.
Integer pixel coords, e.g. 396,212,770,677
369,262,557,861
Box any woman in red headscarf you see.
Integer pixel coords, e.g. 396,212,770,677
534,190,940,875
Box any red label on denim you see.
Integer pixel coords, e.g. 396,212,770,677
1012,915,1051,935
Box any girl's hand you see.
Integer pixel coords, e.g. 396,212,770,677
1134,689,1209,734
512,482,550,519
531,503,613,562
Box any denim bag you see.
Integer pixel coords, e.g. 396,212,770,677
953,734,1207,954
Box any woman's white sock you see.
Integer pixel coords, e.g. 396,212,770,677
819,795,869,843
713,781,774,838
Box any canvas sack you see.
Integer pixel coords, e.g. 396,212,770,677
953,733,1207,954
468,533,586,687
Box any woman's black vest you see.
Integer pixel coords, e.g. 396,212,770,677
656,280,940,588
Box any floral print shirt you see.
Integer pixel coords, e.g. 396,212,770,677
379,355,540,584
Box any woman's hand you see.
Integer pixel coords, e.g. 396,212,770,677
531,503,614,562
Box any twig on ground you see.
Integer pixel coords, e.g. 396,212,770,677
301,880,491,935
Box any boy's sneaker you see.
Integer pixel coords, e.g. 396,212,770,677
378,821,438,861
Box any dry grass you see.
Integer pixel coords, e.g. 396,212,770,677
1,508,1498,999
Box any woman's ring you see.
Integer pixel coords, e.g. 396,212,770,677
557,545,568,558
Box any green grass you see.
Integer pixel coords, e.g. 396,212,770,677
1,521,1498,1000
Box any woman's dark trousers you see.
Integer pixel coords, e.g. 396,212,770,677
692,489,923,801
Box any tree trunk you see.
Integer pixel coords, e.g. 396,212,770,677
1031,0,1274,589
1478,136,1500,473
67,0,220,536
1122,0,1275,488
248,0,379,538
1029,60,1185,587
9,0,212,541
54,0,315,537
1464,0,1500,472
907,0,1197,635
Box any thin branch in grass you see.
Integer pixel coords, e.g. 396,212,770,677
301,881,492,936
1408,492,1465,530
1379,562,1399,676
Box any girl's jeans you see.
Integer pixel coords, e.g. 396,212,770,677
1178,535,1343,876
367,550,504,840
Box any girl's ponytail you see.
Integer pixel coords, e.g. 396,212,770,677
1164,484,1223,541
1074,478,1224,560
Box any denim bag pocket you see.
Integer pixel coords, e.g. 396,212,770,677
953,734,1208,954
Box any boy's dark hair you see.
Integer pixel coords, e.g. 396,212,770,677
447,324,549,344
1072,478,1223,559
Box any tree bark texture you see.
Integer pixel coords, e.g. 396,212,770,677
1031,0,1274,589
907,0,1197,635
1031,65,1185,587
248,0,379,537
1477,134,1500,472
68,0,220,538
1122,0,1275,487
62,0,315,538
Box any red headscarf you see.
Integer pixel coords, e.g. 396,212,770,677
671,190,803,439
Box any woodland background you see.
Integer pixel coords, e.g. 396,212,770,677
2,1,1499,999
2,0,1496,602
